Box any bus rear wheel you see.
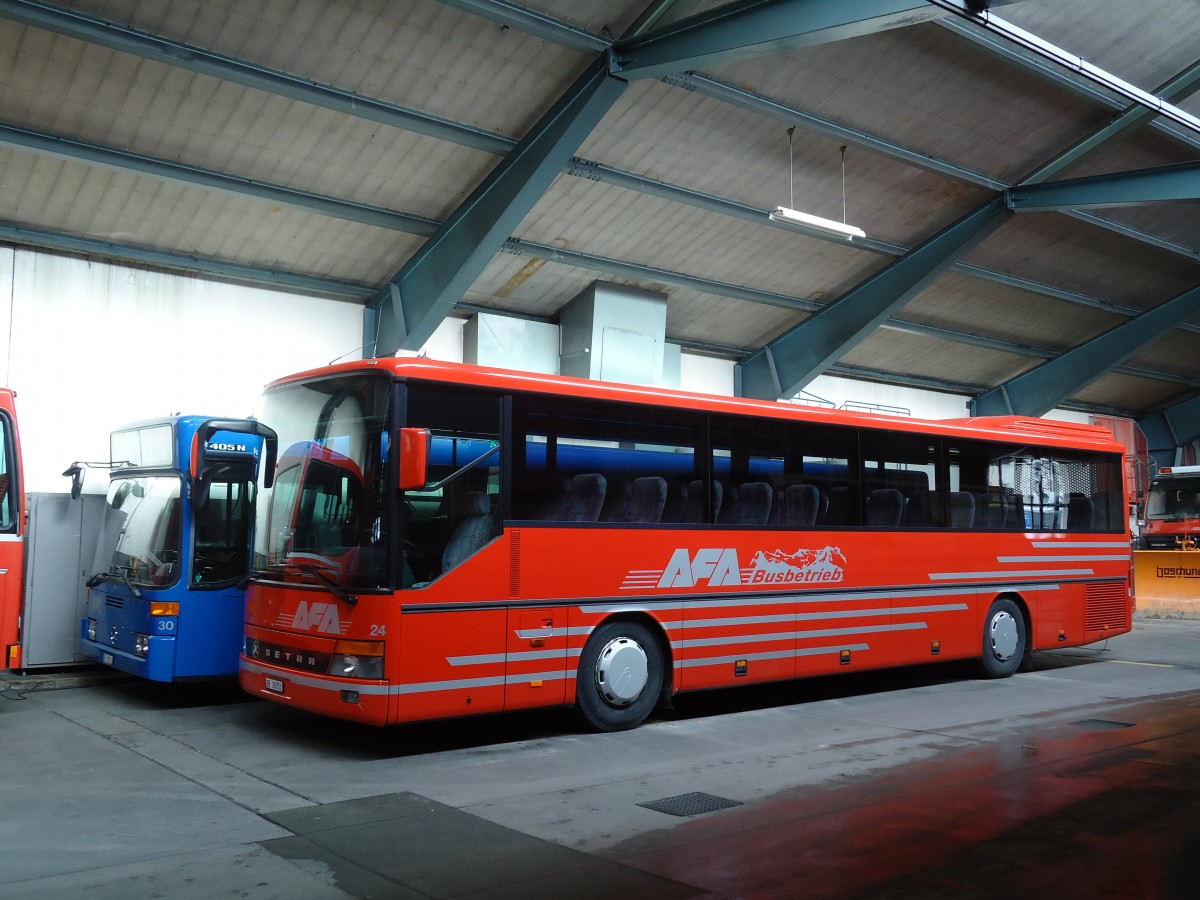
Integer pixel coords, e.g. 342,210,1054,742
980,598,1026,678
574,621,664,732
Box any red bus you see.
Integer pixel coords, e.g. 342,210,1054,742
240,359,1133,730
1,388,26,669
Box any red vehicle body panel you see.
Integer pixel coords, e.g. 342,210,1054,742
1,388,26,670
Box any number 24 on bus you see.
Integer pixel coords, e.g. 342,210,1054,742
239,359,1134,731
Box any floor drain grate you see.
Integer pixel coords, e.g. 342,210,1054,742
1071,718,1134,730
638,792,743,817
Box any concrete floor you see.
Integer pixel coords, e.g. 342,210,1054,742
2,616,1198,899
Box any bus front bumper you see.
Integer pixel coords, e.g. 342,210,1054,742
239,657,390,726
80,631,173,682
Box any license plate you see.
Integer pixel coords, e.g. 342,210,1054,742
265,677,284,694
102,653,113,666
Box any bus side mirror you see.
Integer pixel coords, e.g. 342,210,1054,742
398,428,430,490
63,463,84,500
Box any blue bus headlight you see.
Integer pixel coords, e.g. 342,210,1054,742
134,633,150,657
328,641,384,679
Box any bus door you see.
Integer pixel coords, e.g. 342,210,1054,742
175,449,260,677
0,392,24,669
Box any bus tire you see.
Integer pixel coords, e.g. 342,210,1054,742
979,597,1026,678
574,621,664,732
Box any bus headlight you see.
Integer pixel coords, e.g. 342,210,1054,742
328,640,385,679
134,633,150,657
86,618,97,641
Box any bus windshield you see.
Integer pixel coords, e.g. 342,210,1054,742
253,373,391,590
99,475,182,588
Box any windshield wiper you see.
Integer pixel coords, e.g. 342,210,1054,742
88,565,142,598
295,564,358,607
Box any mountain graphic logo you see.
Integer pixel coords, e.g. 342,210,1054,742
748,546,846,584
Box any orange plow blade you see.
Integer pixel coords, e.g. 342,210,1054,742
1133,550,1200,617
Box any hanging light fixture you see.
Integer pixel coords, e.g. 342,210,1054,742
769,130,865,241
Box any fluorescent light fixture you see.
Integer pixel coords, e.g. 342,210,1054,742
770,206,865,240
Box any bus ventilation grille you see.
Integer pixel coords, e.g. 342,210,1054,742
105,596,125,609
509,530,520,598
1085,582,1127,633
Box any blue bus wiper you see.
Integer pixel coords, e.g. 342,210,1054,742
85,566,143,599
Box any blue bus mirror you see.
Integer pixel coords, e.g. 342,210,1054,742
398,428,430,490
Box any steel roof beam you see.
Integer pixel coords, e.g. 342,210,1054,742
0,0,514,155
9,108,1177,331
738,196,1010,400
1140,394,1200,464
6,212,1194,400
932,4,1200,140
1022,58,1200,185
366,56,626,356
971,284,1200,416
938,15,1200,157
674,73,1005,189
12,0,1186,268
0,220,371,299
507,237,1200,388
0,122,439,236
1008,162,1200,212
10,0,1194,266
10,109,1196,383
8,0,1197,369
625,0,705,39
610,0,958,82
12,115,1180,338
432,0,608,53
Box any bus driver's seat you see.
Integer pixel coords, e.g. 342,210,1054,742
441,492,495,573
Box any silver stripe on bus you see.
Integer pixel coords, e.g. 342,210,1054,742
392,670,572,695
679,644,871,668
448,648,583,666
676,602,966,631
674,622,926,649
997,555,1128,563
1030,540,1130,548
929,569,1093,580
514,626,593,639
801,603,967,621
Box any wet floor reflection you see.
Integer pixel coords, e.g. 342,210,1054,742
610,692,1200,899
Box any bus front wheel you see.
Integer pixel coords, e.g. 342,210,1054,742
980,598,1026,678
574,621,664,732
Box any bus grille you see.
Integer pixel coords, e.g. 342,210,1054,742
1085,582,1127,633
105,596,125,609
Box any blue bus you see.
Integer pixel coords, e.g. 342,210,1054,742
78,416,277,681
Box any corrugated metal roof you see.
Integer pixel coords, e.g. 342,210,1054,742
1,0,1199,423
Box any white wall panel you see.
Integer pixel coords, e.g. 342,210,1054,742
3,250,362,492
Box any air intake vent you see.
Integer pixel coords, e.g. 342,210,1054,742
105,596,125,609
509,530,520,598
1085,582,1127,633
